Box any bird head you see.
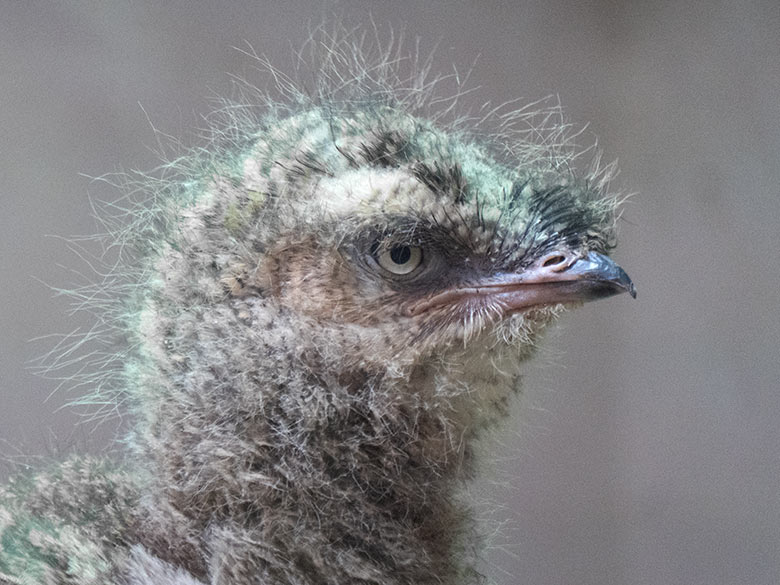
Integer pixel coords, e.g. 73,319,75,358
201,105,633,372
134,102,633,445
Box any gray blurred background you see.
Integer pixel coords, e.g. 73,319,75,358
1,1,778,584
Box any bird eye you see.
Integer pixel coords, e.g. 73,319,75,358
375,244,423,275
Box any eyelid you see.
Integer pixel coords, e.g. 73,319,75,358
348,222,450,283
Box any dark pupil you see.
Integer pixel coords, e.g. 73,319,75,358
390,245,411,264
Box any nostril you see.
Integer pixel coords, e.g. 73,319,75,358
542,254,567,268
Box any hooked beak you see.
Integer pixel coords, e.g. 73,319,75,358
407,251,635,316
517,250,637,302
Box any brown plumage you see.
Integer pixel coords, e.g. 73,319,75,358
0,33,634,585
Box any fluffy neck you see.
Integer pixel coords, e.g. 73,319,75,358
138,372,481,584
130,296,525,584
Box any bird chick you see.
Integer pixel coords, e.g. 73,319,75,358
0,38,634,585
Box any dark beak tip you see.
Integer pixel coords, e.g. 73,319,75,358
617,267,636,299
616,270,636,299
576,252,636,301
